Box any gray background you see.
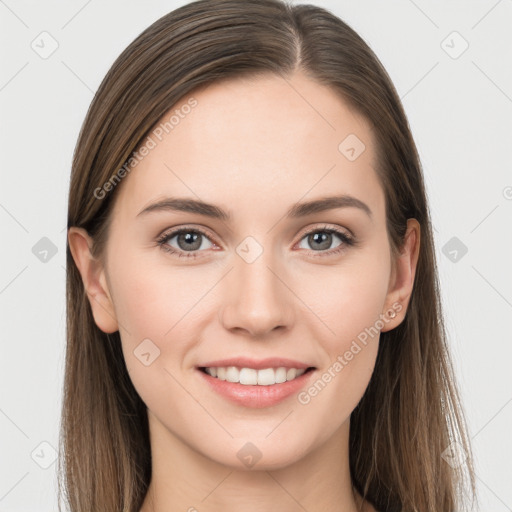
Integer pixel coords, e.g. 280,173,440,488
1,0,511,510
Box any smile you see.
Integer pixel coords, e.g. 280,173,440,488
200,366,312,386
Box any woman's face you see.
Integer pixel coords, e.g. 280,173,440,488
82,71,413,469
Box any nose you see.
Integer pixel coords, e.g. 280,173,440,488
218,248,295,338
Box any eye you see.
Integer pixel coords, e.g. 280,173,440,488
296,225,355,256
156,224,356,260
157,227,215,258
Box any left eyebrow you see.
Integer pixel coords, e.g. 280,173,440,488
287,195,372,219
136,194,373,221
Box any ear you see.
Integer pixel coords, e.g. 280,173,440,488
381,218,421,332
67,227,119,333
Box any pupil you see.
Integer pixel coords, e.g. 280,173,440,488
179,232,201,250
310,232,331,250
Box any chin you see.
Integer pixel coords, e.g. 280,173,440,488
202,435,313,471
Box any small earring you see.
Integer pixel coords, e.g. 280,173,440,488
388,310,396,319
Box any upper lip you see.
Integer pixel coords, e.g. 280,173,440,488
198,357,314,370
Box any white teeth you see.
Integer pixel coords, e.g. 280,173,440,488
257,368,275,386
239,368,258,385
226,366,239,383
286,368,297,381
203,366,308,385
275,367,287,383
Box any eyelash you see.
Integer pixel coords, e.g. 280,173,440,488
156,225,356,259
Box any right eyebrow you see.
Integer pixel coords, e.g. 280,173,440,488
137,197,230,221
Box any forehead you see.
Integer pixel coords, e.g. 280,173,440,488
112,71,384,223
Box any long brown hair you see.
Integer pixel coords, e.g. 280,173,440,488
60,1,477,510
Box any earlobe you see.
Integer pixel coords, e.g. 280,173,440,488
380,219,421,332
67,227,119,334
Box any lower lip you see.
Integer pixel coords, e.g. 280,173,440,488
197,368,315,408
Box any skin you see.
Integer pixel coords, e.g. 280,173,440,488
69,70,420,512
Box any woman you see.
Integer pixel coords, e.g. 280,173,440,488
61,0,476,510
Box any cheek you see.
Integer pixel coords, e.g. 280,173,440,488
293,250,389,412
106,248,220,391
108,246,213,342
302,248,391,344
107,264,191,415
292,273,386,444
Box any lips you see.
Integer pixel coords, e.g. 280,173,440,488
198,357,312,370
196,357,316,408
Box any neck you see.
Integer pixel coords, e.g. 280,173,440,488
140,413,366,512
